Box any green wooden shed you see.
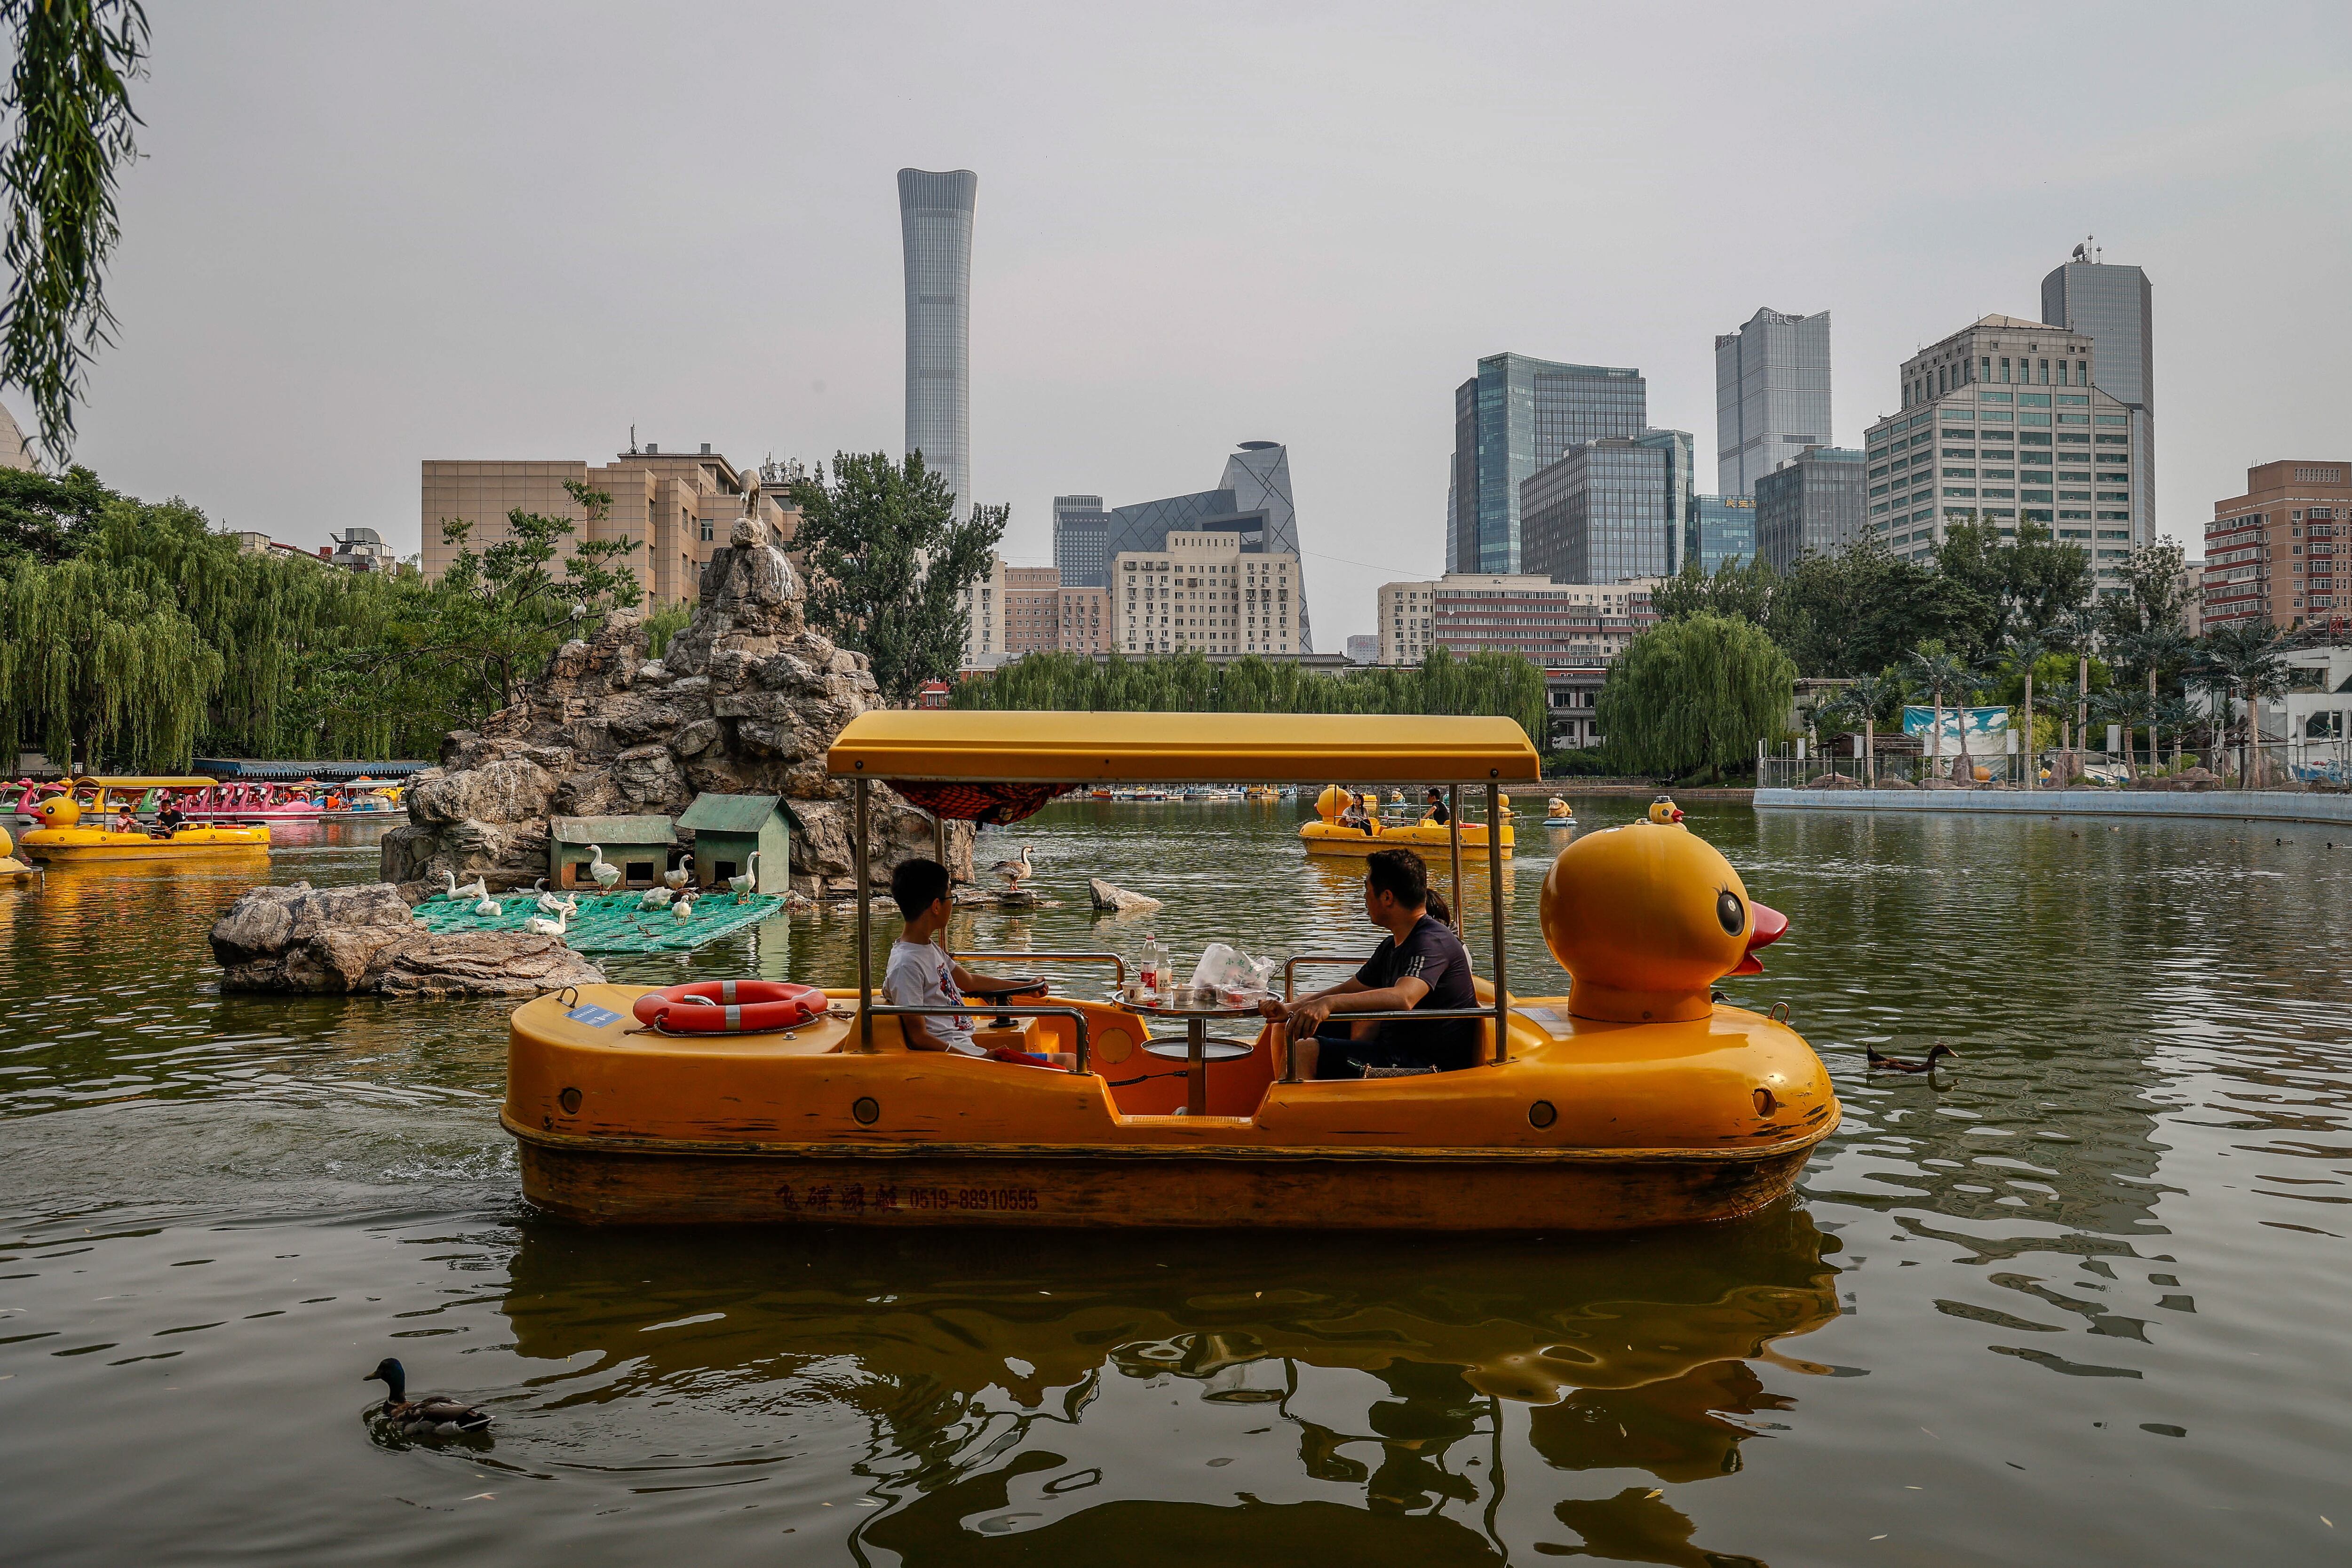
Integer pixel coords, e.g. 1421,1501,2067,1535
549,815,677,891
675,792,793,894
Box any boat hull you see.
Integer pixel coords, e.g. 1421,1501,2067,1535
22,825,271,858
1301,821,1513,859
506,1116,1830,1231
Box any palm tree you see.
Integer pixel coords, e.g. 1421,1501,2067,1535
2005,634,2052,791
1907,648,1974,784
2197,622,2292,784
2037,680,2081,782
1828,672,1898,786
2091,687,2152,783
2153,694,2193,772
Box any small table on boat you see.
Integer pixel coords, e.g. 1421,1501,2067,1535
1115,992,1262,1116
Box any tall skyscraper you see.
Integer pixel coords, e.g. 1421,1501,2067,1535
2042,245,2153,538
1714,308,1832,498
1687,495,1757,574
1635,428,1696,576
1105,441,1312,650
1450,354,1646,575
1755,447,1867,571
1052,494,1112,589
897,167,977,517
1520,439,1670,584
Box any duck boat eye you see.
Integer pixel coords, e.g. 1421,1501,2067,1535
1716,890,1744,934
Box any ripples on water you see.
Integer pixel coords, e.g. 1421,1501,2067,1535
0,803,2347,1564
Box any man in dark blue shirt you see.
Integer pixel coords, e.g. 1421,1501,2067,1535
1259,847,1480,1078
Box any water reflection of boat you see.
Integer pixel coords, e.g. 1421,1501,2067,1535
497,1206,1837,1559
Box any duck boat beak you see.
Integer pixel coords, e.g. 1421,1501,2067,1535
1730,901,1787,975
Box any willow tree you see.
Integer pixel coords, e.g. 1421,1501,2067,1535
1596,612,1794,784
0,545,222,769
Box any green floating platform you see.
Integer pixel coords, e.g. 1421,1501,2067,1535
413,890,787,953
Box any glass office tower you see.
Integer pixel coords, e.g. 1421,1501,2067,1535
1714,308,1833,498
1052,495,1112,589
1520,438,1670,584
1687,496,1757,574
898,167,977,517
2042,252,2154,538
1636,428,1695,577
1450,354,1646,575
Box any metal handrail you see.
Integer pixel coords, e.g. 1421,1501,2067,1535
952,950,1127,983
862,1002,1096,1077
1266,1004,1510,1083
1284,954,1368,1000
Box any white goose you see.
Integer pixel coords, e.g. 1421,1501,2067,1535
670,892,696,923
663,855,693,892
585,844,621,895
533,878,564,915
638,885,674,911
454,872,490,903
727,851,760,901
524,904,569,939
471,890,501,917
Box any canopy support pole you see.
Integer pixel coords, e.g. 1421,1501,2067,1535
855,776,874,1053
1486,782,1508,1066
1446,784,1464,933
931,809,946,871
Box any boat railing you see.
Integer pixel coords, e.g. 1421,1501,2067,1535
1284,954,1369,999
951,950,1128,984
862,1002,1096,1078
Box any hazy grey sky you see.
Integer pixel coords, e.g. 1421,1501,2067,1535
42,1,2352,643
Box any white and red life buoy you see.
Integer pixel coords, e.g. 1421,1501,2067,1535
632,979,827,1034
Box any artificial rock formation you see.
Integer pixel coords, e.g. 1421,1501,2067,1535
209,882,604,997
378,511,974,898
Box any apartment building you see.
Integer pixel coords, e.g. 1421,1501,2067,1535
960,552,1007,670
1003,567,1063,657
1057,586,1110,655
2203,460,2352,630
1375,574,1658,666
420,443,796,606
1114,531,1300,656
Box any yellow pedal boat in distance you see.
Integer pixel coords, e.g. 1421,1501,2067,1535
1299,783,1514,859
19,779,270,859
502,711,1839,1231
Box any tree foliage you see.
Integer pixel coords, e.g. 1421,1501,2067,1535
953,645,1550,752
1,0,147,460
0,460,111,560
1596,612,1794,783
787,451,1007,705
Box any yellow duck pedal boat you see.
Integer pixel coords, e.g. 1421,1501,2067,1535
501,713,1838,1231
19,782,271,859
1298,784,1513,859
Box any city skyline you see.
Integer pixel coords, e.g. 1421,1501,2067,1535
36,5,2352,649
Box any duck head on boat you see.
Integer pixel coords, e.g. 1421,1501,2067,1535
501,711,1836,1232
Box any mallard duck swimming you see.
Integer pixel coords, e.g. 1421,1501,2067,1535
1866,1041,1958,1074
363,1357,490,1437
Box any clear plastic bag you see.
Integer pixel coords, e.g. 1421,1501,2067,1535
1189,942,1244,993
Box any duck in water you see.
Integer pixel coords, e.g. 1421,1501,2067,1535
363,1357,490,1438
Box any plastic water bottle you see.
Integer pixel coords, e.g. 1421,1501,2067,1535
1139,935,1165,997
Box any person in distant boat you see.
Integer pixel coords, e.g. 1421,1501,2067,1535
152,800,187,837
1259,848,1478,1079
883,858,1068,1068
112,806,140,834
1338,792,1377,835
1420,788,1451,827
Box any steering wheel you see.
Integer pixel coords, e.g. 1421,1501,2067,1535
963,978,1049,1026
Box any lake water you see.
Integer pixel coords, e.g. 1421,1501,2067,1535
2,799,2348,1565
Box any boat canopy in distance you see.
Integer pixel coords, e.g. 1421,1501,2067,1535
826,711,1542,785
65,776,218,790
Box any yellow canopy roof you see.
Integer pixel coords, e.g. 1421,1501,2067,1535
826,711,1541,785
72,776,216,790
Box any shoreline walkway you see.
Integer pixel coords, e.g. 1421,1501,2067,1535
1755,786,2352,827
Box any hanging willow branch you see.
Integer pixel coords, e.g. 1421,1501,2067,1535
0,544,222,769
0,0,149,462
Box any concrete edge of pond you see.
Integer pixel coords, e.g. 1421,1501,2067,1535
1756,787,2352,826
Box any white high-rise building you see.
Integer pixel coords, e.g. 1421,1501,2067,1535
1714,309,1833,497
1114,532,1298,657
958,551,1006,670
1865,315,2147,594
898,168,976,518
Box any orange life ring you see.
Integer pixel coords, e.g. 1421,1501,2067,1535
632,979,827,1034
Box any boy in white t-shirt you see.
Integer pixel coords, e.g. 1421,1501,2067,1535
882,857,1069,1068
